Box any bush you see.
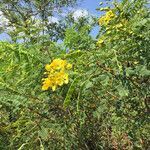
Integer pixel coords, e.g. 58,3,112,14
0,0,149,149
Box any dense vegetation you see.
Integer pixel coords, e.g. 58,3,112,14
0,0,150,149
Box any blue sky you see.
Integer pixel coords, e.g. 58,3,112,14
0,0,102,40
79,0,102,37
80,0,101,16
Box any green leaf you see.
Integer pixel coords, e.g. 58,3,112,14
117,85,129,97
64,50,84,59
140,69,150,77
136,66,150,77
38,126,48,141
63,76,80,108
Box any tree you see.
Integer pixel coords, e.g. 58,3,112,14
0,0,79,42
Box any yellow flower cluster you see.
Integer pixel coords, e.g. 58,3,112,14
98,10,116,26
42,59,72,91
97,36,106,46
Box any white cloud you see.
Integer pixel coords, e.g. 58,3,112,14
72,9,89,21
0,11,10,28
48,16,59,24
0,11,16,33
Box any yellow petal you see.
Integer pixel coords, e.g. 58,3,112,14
42,84,49,91
45,64,51,71
58,81,63,86
64,74,69,84
52,85,56,91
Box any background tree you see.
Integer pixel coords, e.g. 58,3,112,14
0,0,80,42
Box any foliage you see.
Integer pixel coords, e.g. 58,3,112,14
0,0,78,42
0,0,150,149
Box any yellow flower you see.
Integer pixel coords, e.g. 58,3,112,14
45,64,51,71
107,10,115,18
42,58,72,91
42,84,49,91
50,59,66,70
42,78,52,91
98,10,116,26
97,36,106,46
52,85,57,91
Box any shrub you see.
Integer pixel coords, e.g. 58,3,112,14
0,0,149,149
